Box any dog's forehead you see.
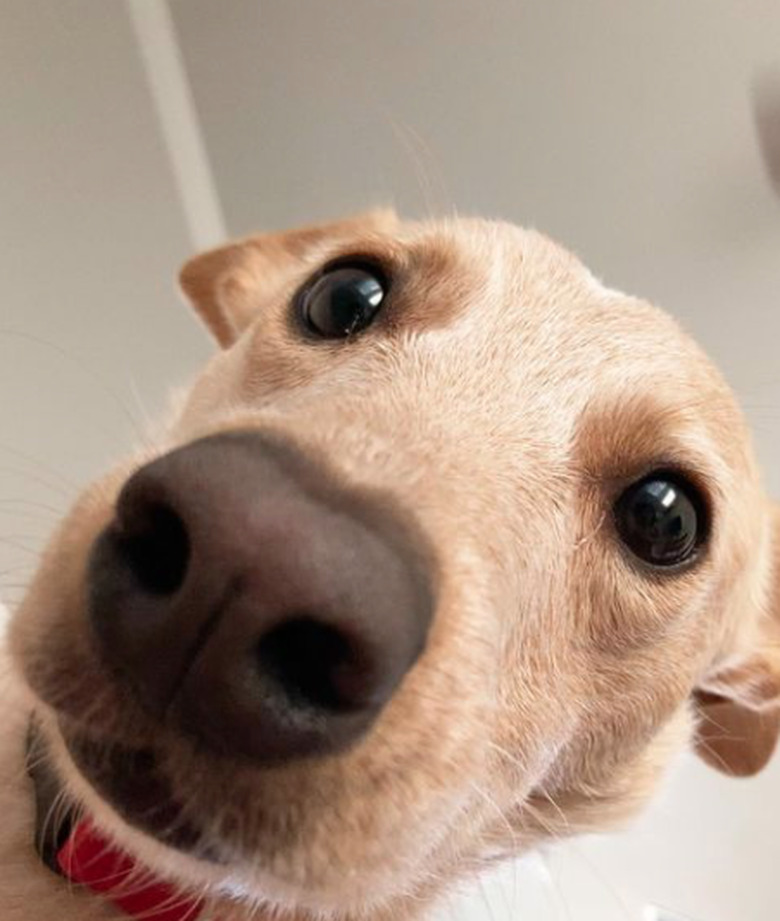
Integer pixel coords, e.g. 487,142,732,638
392,219,721,400
390,218,676,356
372,218,750,477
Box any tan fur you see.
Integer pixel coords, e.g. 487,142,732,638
4,212,780,920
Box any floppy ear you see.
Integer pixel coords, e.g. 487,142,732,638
694,509,780,777
178,209,398,347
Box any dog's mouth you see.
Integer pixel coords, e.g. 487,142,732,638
59,727,218,861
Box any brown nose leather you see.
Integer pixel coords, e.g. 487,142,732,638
88,431,433,764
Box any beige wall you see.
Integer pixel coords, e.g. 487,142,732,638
3,3,780,919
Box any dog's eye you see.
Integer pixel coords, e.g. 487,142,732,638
299,262,386,338
614,473,705,567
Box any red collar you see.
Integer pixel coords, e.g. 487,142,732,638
27,721,217,921
57,818,212,921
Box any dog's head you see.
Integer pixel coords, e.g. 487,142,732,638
11,211,780,918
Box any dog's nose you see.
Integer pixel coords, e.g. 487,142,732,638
88,432,433,764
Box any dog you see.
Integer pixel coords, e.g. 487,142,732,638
2,209,779,921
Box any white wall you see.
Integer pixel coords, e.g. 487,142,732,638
3,3,780,919
0,0,210,589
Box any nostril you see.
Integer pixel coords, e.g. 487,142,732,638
118,502,190,596
256,617,372,713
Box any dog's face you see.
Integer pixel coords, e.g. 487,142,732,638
11,212,780,918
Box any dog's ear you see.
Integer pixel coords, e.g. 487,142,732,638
179,209,398,347
694,508,780,777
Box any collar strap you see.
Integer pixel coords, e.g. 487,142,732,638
27,721,214,921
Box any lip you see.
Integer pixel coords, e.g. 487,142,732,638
64,729,218,860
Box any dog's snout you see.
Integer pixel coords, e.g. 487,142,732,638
88,431,434,764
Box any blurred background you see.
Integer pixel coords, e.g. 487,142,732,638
2,2,780,919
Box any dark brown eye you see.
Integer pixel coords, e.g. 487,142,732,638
614,473,706,567
299,263,386,339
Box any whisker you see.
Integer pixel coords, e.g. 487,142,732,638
468,780,520,853
0,536,41,557
0,463,74,500
0,497,65,518
0,443,80,493
0,328,146,444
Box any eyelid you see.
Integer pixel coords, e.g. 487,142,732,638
319,255,392,287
